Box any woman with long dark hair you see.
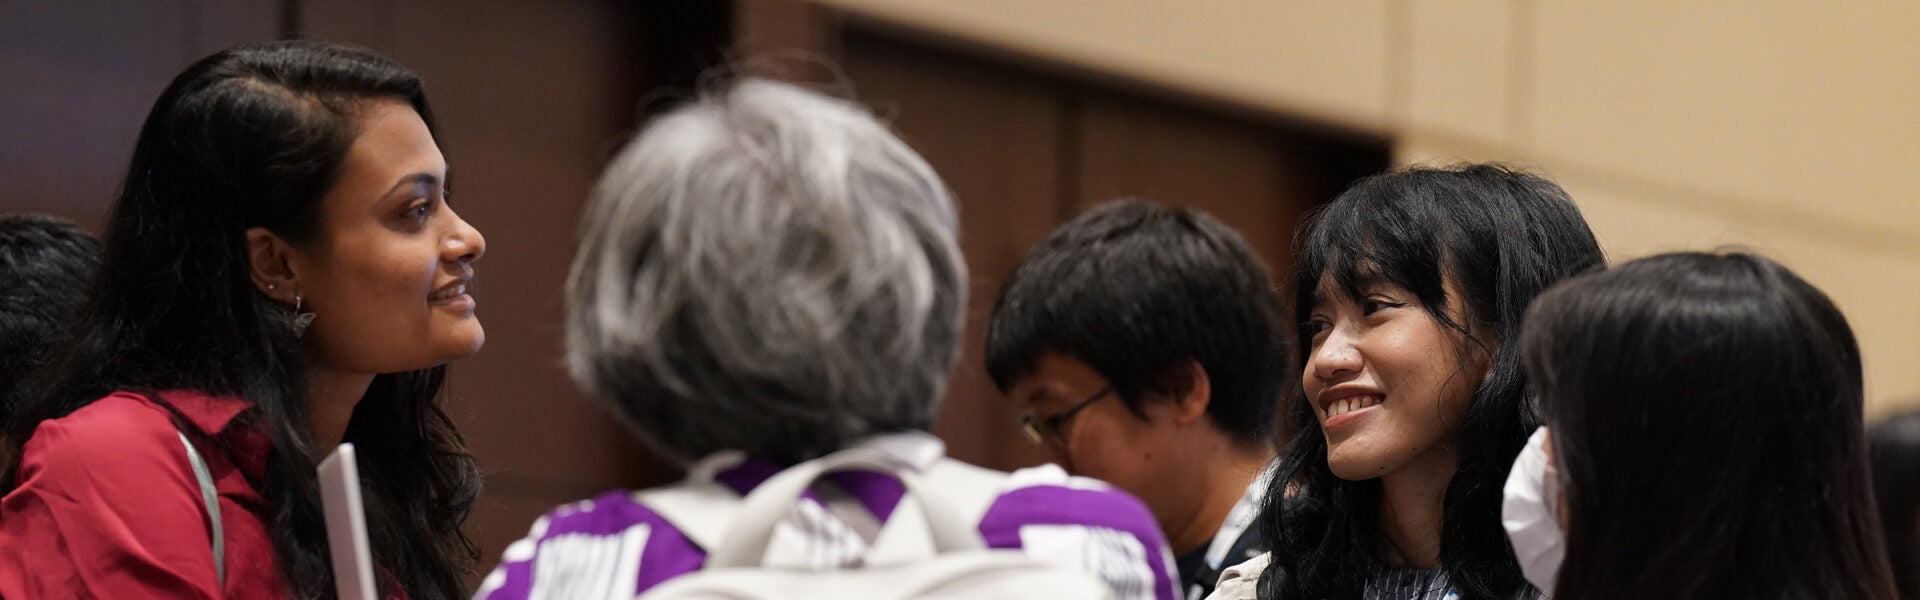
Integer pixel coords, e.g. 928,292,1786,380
1511,252,1897,599
0,40,485,598
1210,165,1604,599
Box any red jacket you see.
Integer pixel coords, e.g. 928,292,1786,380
0,390,290,598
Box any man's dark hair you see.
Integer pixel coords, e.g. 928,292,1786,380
0,213,98,408
985,198,1286,445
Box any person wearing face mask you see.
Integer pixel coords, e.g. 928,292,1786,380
1507,252,1898,599
1210,164,1604,600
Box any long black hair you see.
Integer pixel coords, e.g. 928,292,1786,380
1872,410,1920,600
1257,164,1603,599
1523,252,1897,599
2,40,479,599
0,214,99,409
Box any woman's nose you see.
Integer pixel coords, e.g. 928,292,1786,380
444,210,486,263
1308,327,1362,384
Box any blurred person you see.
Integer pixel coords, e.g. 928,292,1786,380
1874,410,1920,600
985,199,1286,599
475,79,1179,599
0,214,99,462
1508,252,1897,599
1213,165,1604,599
0,40,487,598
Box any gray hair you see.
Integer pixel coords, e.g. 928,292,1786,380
566,79,966,465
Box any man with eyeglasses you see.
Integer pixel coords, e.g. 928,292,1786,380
986,199,1287,600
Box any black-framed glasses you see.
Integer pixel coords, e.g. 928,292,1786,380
1018,386,1115,446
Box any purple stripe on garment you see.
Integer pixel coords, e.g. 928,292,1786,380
717,459,907,522
823,470,906,521
713,459,780,496
481,544,536,598
485,465,1177,599
479,490,708,598
979,483,1181,600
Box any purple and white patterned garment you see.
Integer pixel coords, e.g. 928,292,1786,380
474,432,1179,600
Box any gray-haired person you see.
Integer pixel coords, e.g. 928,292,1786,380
475,79,1181,600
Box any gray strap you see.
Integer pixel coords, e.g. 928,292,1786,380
707,448,985,568
176,430,226,586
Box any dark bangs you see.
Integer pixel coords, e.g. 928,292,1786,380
1291,177,1465,354
1261,163,1604,600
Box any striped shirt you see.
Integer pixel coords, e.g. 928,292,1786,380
474,432,1181,600
1208,553,1548,600
1364,567,1546,600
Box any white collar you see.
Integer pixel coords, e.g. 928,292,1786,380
683,430,949,484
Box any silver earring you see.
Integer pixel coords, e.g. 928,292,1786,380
292,292,316,336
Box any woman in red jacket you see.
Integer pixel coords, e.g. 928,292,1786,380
0,40,486,599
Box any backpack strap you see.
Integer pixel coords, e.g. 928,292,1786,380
710,448,988,568
916,458,1007,526
176,430,226,586
638,455,1011,553
633,480,743,551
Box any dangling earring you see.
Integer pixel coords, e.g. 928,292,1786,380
292,292,316,337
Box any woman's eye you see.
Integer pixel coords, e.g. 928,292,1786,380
1301,319,1331,336
1360,298,1405,314
402,202,431,225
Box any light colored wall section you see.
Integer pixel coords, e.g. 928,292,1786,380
1525,2,1920,241
1400,3,1920,418
811,0,1395,132
1549,167,1920,421
808,0,1920,417
1404,0,1514,146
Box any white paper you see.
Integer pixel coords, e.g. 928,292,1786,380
318,443,378,600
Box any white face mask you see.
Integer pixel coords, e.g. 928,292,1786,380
1502,426,1564,594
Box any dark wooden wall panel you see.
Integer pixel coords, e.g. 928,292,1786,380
0,0,279,227
1074,95,1310,280
842,33,1065,471
819,23,1389,471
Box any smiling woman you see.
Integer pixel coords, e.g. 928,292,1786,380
1213,165,1605,600
255,99,486,446
0,41,484,599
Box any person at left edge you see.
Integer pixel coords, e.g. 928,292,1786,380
0,213,99,465
0,40,487,599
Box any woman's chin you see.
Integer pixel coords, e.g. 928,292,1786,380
1326,450,1390,481
446,332,485,360
438,325,486,359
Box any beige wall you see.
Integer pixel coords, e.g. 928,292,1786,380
811,0,1920,419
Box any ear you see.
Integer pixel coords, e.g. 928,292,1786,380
1540,426,1556,470
1168,360,1213,426
246,227,300,306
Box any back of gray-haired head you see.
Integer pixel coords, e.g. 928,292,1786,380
567,79,967,465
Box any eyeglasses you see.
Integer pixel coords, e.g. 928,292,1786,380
1018,386,1115,446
